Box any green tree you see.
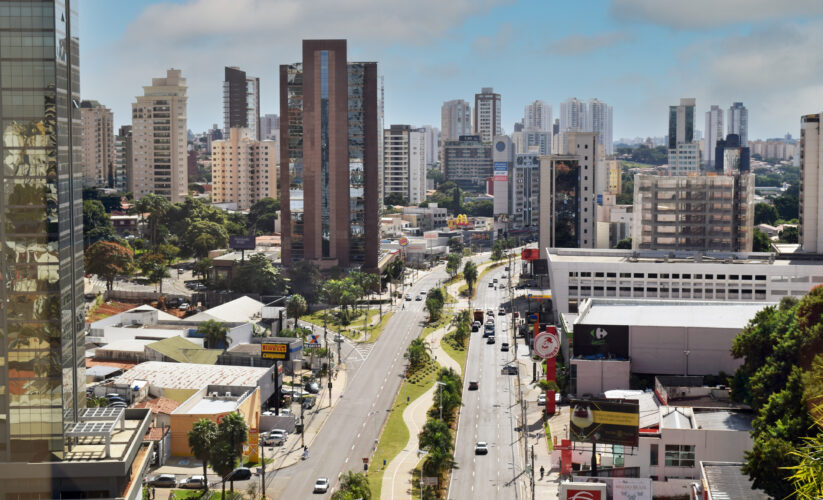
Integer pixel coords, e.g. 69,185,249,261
779,225,799,243
85,241,134,290
463,261,478,296
83,199,116,248
774,194,799,221
731,289,823,497
185,219,229,258
451,310,471,347
331,471,372,500
197,319,231,351
418,419,455,476
463,200,493,217
425,297,443,323
446,253,462,278
193,257,213,281
447,237,464,254
752,228,771,252
231,254,286,295
218,411,248,464
187,418,217,491
157,243,180,266
286,294,307,326
405,338,431,371
785,354,823,499
754,202,778,226
286,261,322,305
248,197,280,234
133,193,171,249
384,192,408,206
138,252,168,294
613,237,632,250
210,439,238,500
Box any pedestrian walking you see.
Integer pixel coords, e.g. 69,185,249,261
540,465,545,479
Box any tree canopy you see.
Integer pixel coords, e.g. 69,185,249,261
83,199,117,248
85,241,133,290
248,197,280,234
231,254,286,295
754,202,778,226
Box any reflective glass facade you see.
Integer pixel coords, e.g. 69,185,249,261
553,159,579,248
0,0,85,462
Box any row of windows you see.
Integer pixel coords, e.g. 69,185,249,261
569,271,772,281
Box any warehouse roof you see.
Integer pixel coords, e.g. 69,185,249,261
187,296,264,323
577,299,776,330
146,336,221,364
112,361,270,390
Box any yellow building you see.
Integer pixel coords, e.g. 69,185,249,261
169,385,261,461
607,159,621,195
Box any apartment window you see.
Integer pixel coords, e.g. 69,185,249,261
620,273,631,278
705,274,713,280
664,444,695,467
650,444,659,466
717,274,726,280
730,275,739,280
648,273,658,279
595,272,604,278
633,273,643,278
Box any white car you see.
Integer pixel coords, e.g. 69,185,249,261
314,477,330,493
475,441,488,455
264,429,286,446
537,393,546,406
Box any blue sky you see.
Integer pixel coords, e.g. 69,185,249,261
79,0,823,141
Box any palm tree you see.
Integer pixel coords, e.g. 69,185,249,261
197,319,232,351
463,260,478,296
418,419,455,475
217,411,248,496
286,294,307,328
188,418,217,491
210,439,237,500
405,338,432,371
331,470,372,499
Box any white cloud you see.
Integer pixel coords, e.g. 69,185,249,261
471,22,515,54
610,0,823,29
544,31,632,55
81,0,509,131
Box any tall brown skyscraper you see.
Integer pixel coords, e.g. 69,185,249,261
279,39,379,271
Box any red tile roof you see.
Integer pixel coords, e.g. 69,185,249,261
134,397,181,415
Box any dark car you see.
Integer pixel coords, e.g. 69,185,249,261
500,342,509,352
468,381,478,390
502,365,518,375
302,397,316,409
228,467,251,481
486,335,495,344
305,381,320,394
471,321,480,332
147,474,177,488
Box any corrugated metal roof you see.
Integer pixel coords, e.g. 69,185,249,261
112,361,270,390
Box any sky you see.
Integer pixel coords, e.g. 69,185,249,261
79,0,823,141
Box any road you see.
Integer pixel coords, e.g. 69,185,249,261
266,265,451,498
450,261,526,500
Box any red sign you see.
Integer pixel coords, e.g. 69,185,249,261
560,439,572,475
535,327,560,359
566,489,602,500
522,248,539,260
399,237,409,247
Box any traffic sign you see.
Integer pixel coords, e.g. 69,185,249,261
534,329,560,359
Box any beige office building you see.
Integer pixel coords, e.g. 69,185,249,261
80,100,115,187
131,69,188,202
211,128,277,210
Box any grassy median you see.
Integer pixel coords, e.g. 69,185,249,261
368,359,439,498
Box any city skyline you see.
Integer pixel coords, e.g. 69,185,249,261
80,0,823,141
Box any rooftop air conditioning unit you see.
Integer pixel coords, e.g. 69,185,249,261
210,392,219,398
225,392,232,398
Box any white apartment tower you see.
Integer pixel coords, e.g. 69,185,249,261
705,105,724,168
667,98,700,175
441,99,472,143
131,69,188,202
524,100,552,132
559,97,587,153
80,100,115,187
587,98,613,155
383,125,427,204
474,87,502,143
420,125,439,167
801,113,823,253
728,102,748,147
211,128,277,211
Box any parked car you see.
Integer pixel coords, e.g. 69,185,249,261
179,475,207,489
302,397,316,410
179,302,190,310
264,429,286,446
314,477,330,493
537,393,546,406
502,365,518,375
475,442,488,455
486,335,495,345
147,474,177,488
228,467,251,481
500,342,509,352
305,381,320,394
468,381,479,390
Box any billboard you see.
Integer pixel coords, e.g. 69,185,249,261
569,399,640,447
261,342,291,361
494,161,508,181
532,258,548,275
572,324,629,358
229,235,256,250
521,248,540,261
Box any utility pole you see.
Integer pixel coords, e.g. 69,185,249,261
530,444,535,499
260,437,266,499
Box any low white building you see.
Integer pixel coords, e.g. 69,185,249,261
548,248,823,318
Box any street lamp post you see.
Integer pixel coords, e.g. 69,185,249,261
436,382,447,421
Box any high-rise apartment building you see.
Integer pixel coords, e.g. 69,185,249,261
80,100,115,187
443,135,492,189
558,97,587,154
0,0,86,465
260,113,280,140
279,39,379,271
383,125,426,205
441,100,472,143
667,98,699,175
131,69,188,202
524,100,552,132
115,125,132,192
512,130,552,155
704,105,724,169
419,125,439,167
632,173,754,252
728,102,748,147
714,134,750,174
539,132,598,256
473,87,501,143
587,98,613,155
801,113,823,253
211,128,276,210
223,66,260,141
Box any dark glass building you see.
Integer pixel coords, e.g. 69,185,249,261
0,0,86,462
279,39,378,271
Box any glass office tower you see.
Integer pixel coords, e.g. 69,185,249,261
0,0,85,462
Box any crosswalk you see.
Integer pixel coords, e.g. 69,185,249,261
352,342,375,360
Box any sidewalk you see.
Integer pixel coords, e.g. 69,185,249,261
380,326,460,500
